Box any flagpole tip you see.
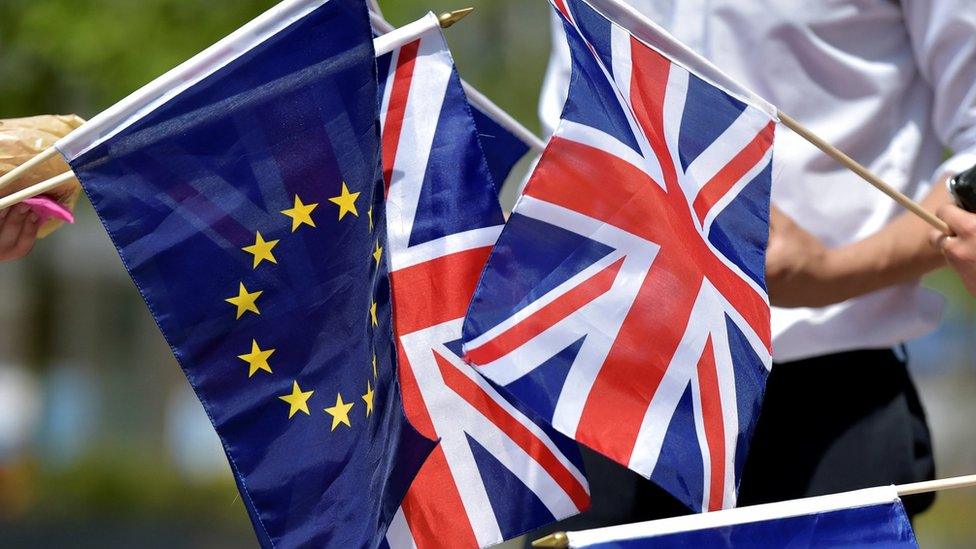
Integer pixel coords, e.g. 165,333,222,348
438,7,475,28
532,532,569,548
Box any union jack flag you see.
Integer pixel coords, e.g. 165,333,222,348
376,18,590,547
462,0,777,513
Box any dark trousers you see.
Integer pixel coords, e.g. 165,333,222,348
739,348,935,516
523,348,935,545
521,447,689,546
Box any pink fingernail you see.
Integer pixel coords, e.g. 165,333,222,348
28,212,39,224
15,204,30,215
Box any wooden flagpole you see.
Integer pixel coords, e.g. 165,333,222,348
532,473,976,548
0,147,59,194
777,112,950,235
895,473,976,497
594,0,951,235
0,172,75,211
0,8,481,210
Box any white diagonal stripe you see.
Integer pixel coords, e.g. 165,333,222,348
386,507,417,549
390,226,502,271
385,32,453,257
699,145,773,235
683,108,771,199
627,282,714,478
400,319,588,546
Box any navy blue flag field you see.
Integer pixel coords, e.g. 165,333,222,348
559,487,918,548
469,104,532,189
55,0,435,546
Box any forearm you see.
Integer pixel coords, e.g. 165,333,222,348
826,183,949,296
786,183,951,307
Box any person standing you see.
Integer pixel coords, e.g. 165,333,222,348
536,0,976,527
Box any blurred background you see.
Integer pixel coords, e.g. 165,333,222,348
0,0,973,547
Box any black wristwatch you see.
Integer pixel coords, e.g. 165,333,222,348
949,165,976,213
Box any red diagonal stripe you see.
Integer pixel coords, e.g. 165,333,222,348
400,445,479,548
381,39,421,197
701,254,772,352
576,252,702,464
626,35,773,352
693,121,775,224
628,36,684,208
397,344,478,547
464,256,625,366
390,247,493,335
398,343,437,443
553,0,570,18
525,138,669,242
434,350,591,511
696,337,726,512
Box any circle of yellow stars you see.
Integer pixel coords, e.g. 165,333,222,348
223,179,382,430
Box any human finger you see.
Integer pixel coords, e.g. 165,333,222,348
0,204,31,253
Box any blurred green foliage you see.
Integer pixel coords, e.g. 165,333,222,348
3,459,253,548
0,0,552,134
0,0,270,117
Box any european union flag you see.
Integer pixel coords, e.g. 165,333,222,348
56,0,435,546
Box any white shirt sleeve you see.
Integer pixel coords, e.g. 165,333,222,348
901,0,976,180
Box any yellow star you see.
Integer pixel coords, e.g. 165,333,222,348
281,195,318,232
372,352,377,379
362,381,375,417
225,282,262,319
242,232,279,269
237,339,274,377
279,381,314,419
367,205,374,231
370,300,378,327
372,240,383,267
328,182,361,221
324,393,354,431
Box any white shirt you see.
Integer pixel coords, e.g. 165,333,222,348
540,0,976,362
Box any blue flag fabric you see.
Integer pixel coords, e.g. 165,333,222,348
470,104,532,190
60,1,435,546
564,487,918,548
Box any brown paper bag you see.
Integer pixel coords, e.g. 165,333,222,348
0,114,85,238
